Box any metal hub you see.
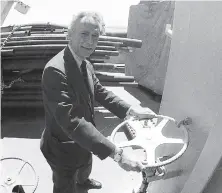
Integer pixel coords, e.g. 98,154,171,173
5,177,15,185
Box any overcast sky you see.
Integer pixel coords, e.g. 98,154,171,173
3,0,140,29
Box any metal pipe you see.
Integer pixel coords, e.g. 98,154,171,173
105,32,127,38
88,55,110,60
10,49,59,56
93,63,125,67
2,55,51,61
93,63,125,69
3,44,66,50
3,44,117,51
1,36,66,41
30,27,66,32
93,64,125,73
95,46,117,51
95,73,134,82
98,41,123,47
2,40,69,46
94,50,119,56
30,31,66,34
102,81,138,87
1,26,14,33
0,26,56,33
96,68,125,73
1,35,142,48
30,33,66,37
13,26,32,31
3,40,124,47
1,49,14,56
99,36,142,48
1,48,58,56
89,59,105,63
1,31,30,38
18,23,68,29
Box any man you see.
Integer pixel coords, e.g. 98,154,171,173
40,11,156,193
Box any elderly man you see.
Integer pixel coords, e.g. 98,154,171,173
40,11,156,193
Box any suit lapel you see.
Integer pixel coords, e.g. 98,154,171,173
63,47,93,111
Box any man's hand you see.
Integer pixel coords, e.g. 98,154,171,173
110,147,146,172
118,150,147,172
128,106,157,120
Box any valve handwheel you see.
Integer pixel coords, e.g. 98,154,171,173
110,115,190,168
0,157,39,193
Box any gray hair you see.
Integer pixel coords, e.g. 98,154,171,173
67,11,105,38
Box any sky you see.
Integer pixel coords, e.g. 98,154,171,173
3,0,141,29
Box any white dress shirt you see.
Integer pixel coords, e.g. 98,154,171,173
68,45,83,70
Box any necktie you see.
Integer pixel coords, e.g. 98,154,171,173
81,61,93,104
81,60,90,92
81,60,95,122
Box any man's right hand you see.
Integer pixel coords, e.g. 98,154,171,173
118,150,146,172
110,146,146,172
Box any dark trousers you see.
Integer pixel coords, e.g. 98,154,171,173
40,134,92,193
48,154,92,193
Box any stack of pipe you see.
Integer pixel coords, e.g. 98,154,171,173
1,23,142,108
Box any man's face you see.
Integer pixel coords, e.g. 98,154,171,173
68,17,100,60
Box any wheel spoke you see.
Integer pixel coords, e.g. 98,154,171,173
155,119,169,131
16,161,27,176
143,145,156,165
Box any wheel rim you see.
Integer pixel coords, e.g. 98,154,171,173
110,115,189,168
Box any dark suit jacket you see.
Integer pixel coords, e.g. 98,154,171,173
40,46,131,163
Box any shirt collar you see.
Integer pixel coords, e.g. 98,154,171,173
68,45,83,69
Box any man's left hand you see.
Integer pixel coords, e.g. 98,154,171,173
128,106,157,120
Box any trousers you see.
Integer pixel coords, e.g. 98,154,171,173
40,133,92,193
48,154,92,193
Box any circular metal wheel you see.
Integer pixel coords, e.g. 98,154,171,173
110,115,189,168
0,157,39,193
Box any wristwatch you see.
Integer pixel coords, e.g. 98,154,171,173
113,148,123,162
